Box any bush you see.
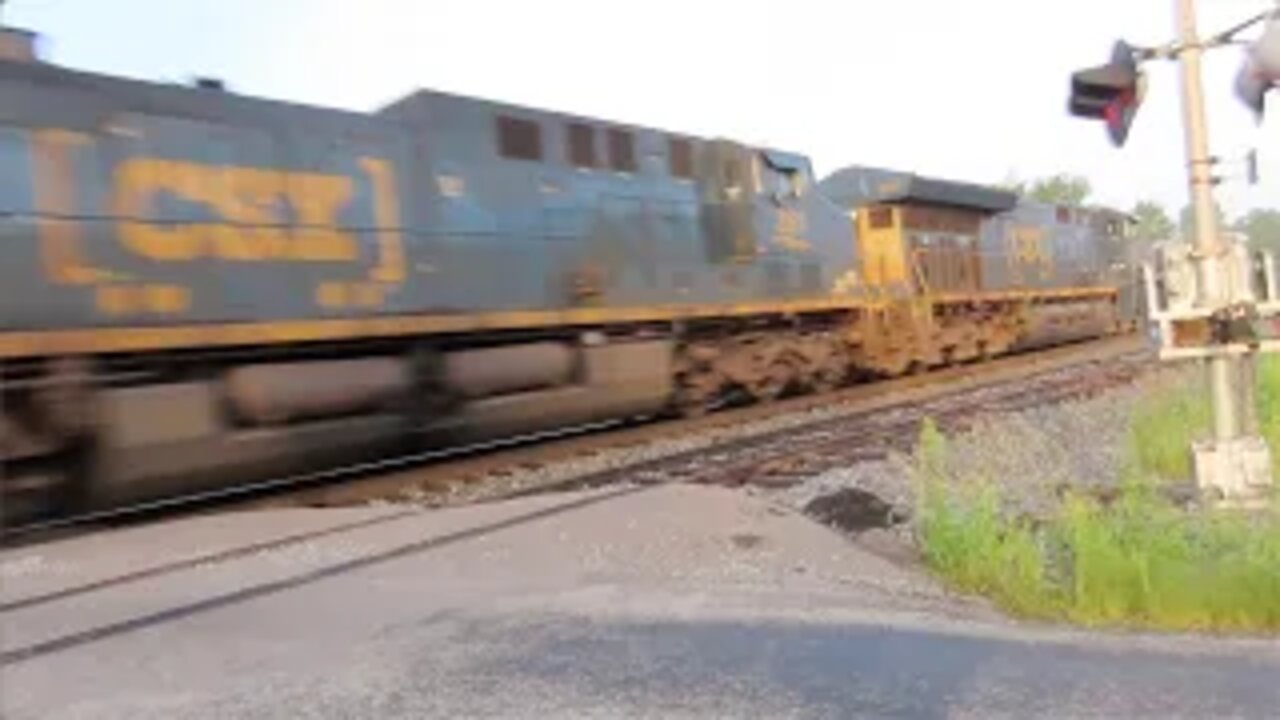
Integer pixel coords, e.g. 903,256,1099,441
913,419,1057,616
913,419,1280,633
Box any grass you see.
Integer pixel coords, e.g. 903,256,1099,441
1258,355,1280,456
1125,373,1211,481
914,417,1280,633
1126,355,1280,482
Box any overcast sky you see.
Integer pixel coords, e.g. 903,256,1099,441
7,0,1277,219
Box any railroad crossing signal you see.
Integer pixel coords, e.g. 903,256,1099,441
1068,3,1280,501
1069,40,1147,147
1235,12,1280,120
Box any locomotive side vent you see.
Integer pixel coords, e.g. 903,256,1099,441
194,77,226,91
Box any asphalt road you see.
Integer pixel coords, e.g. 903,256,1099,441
136,608,1272,720
3,485,1277,719
10,605,1276,720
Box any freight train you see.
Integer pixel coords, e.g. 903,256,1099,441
0,27,1138,524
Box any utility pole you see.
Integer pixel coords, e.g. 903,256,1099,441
1176,0,1247,454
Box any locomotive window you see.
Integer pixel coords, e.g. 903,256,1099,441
566,122,597,168
786,169,807,198
1055,206,1072,224
868,207,893,229
669,137,694,179
607,128,637,173
496,115,543,162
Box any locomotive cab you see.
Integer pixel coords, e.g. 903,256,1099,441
820,166,1018,299
855,202,993,297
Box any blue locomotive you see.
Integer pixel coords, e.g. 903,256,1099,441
0,26,1134,521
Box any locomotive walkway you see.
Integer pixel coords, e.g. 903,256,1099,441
3,481,1279,718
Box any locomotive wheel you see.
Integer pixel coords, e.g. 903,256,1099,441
673,369,722,418
876,350,913,378
733,343,796,403
29,357,99,517
32,356,97,438
1,431,97,528
747,369,788,402
672,344,724,418
51,436,96,515
807,362,846,394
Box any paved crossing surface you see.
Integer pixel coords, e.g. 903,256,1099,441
3,484,1277,719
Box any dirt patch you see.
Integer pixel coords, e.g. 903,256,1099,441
728,532,767,550
802,487,907,536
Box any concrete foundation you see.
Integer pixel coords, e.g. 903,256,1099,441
1193,436,1274,504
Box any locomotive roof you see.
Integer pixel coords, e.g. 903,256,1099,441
381,87,814,172
0,50,814,170
0,53,401,136
1,53,674,139
819,165,1019,214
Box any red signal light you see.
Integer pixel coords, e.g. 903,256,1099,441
1068,40,1145,147
1103,90,1131,125
1104,87,1139,146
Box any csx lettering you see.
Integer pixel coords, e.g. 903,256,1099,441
112,159,358,262
773,208,812,252
1009,225,1053,280
775,209,807,237
1011,226,1048,263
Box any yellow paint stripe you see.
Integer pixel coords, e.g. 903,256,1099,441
932,287,1118,304
32,130,110,285
0,299,863,357
0,287,1122,358
358,157,406,285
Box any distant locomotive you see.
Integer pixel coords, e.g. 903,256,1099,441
0,27,1136,523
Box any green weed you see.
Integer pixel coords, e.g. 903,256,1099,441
1125,356,1280,481
1124,375,1210,482
1256,355,1280,457
913,419,1280,633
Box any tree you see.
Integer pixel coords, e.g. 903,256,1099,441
997,171,1027,196
1130,200,1176,246
1025,174,1092,207
1179,202,1228,240
1233,209,1280,253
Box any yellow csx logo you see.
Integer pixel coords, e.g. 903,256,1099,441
110,157,403,283
32,130,407,316
1009,225,1053,278
113,159,355,262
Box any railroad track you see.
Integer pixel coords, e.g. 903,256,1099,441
494,341,1147,498
2,336,1149,545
